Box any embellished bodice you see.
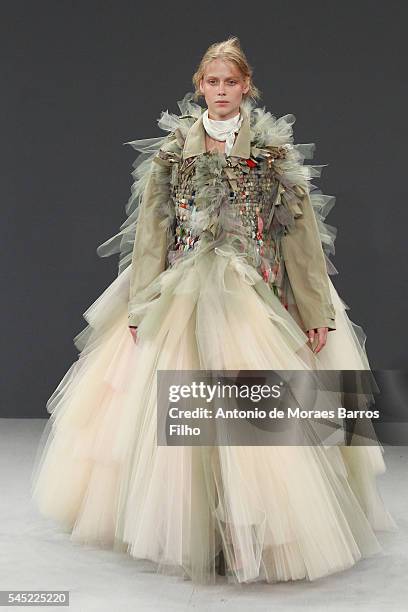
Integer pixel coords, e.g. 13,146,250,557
159,146,294,298
169,155,273,256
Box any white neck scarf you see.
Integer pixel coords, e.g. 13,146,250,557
202,108,243,156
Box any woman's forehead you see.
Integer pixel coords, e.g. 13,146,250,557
203,59,242,78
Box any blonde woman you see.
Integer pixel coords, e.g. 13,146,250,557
31,36,397,585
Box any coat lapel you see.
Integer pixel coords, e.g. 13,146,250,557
182,108,251,160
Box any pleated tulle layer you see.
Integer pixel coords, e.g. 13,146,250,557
31,248,397,585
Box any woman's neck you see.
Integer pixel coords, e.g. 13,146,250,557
207,110,241,121
205,133,225,154
204,132,238,154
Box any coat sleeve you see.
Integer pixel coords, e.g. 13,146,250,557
127,154,171,327
280,187,336,332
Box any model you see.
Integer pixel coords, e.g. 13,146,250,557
31,36,397,585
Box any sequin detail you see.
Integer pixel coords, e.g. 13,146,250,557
163,150,293,299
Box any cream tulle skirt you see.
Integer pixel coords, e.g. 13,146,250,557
31,248,397,584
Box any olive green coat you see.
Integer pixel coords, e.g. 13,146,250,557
127,111,336,333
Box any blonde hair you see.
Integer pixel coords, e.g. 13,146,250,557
192,36,261,103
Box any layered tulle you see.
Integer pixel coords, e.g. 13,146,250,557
31,246,397,585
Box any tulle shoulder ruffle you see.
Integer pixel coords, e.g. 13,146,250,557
96,92,338,278
96,92,203,274
241,96,338,276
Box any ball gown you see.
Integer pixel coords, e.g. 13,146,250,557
30,92,397,585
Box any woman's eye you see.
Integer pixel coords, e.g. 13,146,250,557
206,79,236,85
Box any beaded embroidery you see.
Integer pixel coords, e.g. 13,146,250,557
163,148,293,299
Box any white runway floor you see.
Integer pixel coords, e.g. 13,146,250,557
0,418,406,612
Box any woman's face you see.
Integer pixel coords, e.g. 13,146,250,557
199,59,249,120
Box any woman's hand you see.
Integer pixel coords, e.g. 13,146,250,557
307,327,328,354
129,325,138,343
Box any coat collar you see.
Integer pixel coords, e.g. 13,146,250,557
182,107,251,160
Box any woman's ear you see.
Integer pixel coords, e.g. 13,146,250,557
199,78,204,95
243,76,250,95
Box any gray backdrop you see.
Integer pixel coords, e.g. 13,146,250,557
3,2,407,417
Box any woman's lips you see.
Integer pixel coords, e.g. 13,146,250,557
216,101,228,104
